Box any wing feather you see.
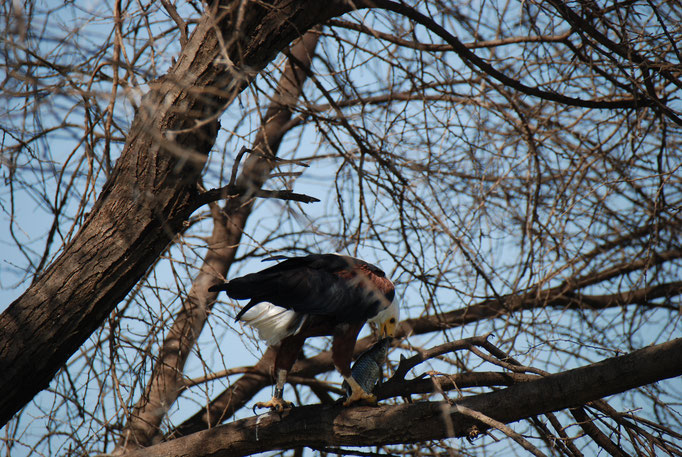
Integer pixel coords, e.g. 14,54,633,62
211,254,391,323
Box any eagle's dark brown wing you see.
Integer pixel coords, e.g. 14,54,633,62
209,254,394,323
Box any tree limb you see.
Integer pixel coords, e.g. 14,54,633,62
171,273,682,435
365,0,652,111
135,337,682,457
195,184,320,207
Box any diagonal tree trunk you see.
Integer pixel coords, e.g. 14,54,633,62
0,0,354,428
117,30,321,451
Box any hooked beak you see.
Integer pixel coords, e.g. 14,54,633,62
370,299,399,338
378,317,397,338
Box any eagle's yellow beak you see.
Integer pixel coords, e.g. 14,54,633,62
370,299,399,338
379,316,397,338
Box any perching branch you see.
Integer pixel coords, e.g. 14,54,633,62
171,268,682,436
136,338,682,457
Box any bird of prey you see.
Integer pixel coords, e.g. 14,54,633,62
209,253,398,411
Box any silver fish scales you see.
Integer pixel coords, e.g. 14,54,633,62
343,337,391,397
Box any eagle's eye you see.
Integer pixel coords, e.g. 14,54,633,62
389,318,396,323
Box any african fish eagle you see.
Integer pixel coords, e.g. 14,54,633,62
209,253,398,410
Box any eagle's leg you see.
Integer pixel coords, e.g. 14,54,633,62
332,322,376,406
254,335,305,411
254,368,293,411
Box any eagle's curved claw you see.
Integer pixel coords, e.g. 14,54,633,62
254,396,293,412
343,386,377,406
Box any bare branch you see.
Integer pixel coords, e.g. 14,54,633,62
133,338,682,457
195,184,320,207
160,0,189,47
365,0,652,112
454,405,549,457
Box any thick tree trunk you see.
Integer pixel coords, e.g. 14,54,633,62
130,338,682,457
0,0,354,428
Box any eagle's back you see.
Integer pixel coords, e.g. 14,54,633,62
222,254,393,322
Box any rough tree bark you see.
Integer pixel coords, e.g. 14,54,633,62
0,0,354,428
131,338,682,457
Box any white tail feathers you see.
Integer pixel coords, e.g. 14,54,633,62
239,302,306,346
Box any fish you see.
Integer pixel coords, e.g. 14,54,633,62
343,337,391,398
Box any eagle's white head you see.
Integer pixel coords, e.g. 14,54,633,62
369,298,399,338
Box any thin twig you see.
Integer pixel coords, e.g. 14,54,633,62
390,334,492,381
229,146,252,187
160,0,188,47
453,405,549,457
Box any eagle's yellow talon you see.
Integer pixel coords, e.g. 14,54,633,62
343,390,377,406
255,397,293,411
343,375,378,406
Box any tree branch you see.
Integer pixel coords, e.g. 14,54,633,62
365,0,651,111
171,273,682,435
134,338,682,457
327,18,572,51
194,184,320,208
454,405,548,457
